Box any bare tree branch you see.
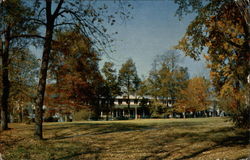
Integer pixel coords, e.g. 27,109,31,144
10,34,45,40
53,0,64,19
54,22,75,28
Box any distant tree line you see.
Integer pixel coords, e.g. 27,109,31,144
136,50,211,118
45,49,211,121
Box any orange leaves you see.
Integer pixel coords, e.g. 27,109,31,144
218,82,246,113
176,1,248,98
205,41,212,47
217,20,225,29
45,30,103,114
219,82,234,97
210,71,219,79
176,77,210,113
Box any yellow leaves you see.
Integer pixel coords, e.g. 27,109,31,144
222,65,232,78
206,63,212,68
223,43,229,50
230,54,238,61
217,20,225,29
205,41,212,47
223,65,230,72
236,66,245,75
204,54,210,61
230,31,237,37
218,81,246,113
210,71,219,79
219,82,234,98
175,36,188,51
176,77,210,112
219,54,226,60
231,37,244,46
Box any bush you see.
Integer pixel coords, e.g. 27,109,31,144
44,116,58,122
114,116,129,120
219,84,250,129
231,106,250,129
73,109,91,121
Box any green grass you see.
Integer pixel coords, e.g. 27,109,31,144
0,117,249,160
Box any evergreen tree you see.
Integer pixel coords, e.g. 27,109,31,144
101,62,120,120
118,58,140,117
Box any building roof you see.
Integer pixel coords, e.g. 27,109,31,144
114,104,142,109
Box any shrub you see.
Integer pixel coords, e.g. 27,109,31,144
219,84,250,129
73,109,91,121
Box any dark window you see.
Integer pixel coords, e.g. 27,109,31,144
118,99,123,105
126,99,130,104
134,99,138,104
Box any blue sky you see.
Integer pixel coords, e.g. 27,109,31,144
32,0,209,78
100,0,209,78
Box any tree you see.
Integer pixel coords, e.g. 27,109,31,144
8,49,39,123
174,0,250,127
137,78,150,98
175,77,210,118
149,50,188,98
101,62,120,120
30,0,132,139
146,51,189,117
45,30,103,121
0,0,37,130
118,58,140,118
218,83,250,128
0,49,39,123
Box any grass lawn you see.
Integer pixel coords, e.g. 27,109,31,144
0,117,249,160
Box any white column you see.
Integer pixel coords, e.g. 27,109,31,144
135,106,137,119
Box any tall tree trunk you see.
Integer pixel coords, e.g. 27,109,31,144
1,28,10,131
106,111,109,121
127,94,130,118
183,107,186,118
240,1,250,81
106,99,110,121
127,77,130,118
34,23,53,139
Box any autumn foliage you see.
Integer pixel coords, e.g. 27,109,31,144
175,77,210,117
175,0,250,127
45,30,104,118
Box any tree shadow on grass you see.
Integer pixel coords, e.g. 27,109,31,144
55,150,102,160
51,125,249,160
139,126,249,160
42,120,249,160
50,122,153,140
174,128,249,160
48,120,209,140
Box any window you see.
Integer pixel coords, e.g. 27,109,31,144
134,99,138,104
118,99,123,105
